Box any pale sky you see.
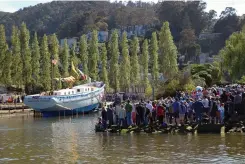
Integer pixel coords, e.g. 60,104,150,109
0,0,244,16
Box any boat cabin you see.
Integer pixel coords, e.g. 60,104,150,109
52,85,97,96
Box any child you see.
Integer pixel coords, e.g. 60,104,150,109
218,103,225,124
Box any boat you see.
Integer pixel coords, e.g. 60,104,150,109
24,81,105,117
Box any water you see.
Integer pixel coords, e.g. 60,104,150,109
1,114,245,164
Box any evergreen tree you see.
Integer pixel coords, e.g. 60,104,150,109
49,34,61,89
0,25,9,84
159,22,178,79
109,30,120,92
2,50,12,86
119,32,130,91
31,32,40,89
150,32,159,85
79,35,88,75
20,22,32,89
130,36,140,87
141,39,149,87
100,43,109,90
40,35,51,91
11,26,23,87
70,41,78,71
60,39,69,77
88,30,99,80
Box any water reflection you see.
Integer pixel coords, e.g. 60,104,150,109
1,114,245,163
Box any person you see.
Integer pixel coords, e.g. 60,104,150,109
145,101,153,125
157,103,164,125
115,103,121,125
152,101,157,122
192,98,204,123
220,90,228,103
125,100,133,126
234,92,242,114
210,97,218,124
172,98,180,125
219,103,225,123
202,96,209,114
131,102,136,125
101,107,107,129
136,102,145,126
118,104,126,127
107,104,114,128
187,99,194,123
179,101,186,124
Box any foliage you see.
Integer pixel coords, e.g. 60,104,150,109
40,35,51,91
31,32,40,88
49,34,61,90
237,76,245,84
108,30,120,92
79,34,88,75
158,22,178,79
191,63,221,86
2,50,12,86
145,83,153,98
59,39,69,77
11,26,23,87
130,36,140,86
150,32,159,85
88,30,99,81
119,32,130,90
0,25,8,84
100,43,109,91
70,41,79,76
20,22,32,87
141,39,149,87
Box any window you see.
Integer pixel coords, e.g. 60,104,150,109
77,89,80,92
64,92,66,95
68,92,70,95
72,91,74,94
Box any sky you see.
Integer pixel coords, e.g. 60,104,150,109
0,0,245,16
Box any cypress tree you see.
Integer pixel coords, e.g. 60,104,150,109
109,30,120,92
100,43,109,91
60,39,69,77
0,25,8,84
150,32,159,85
70,41,78,70
142,39,149,87
11,26,23,87
49,34,61,90
2,50,12,86
88,30,99,80
31,32,40,89
79,35,88,75
130,36,140,87
20,22,32,89
119,32,130,91
159,22,178,79
40,35,51,91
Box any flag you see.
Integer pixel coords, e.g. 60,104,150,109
52,59,58,65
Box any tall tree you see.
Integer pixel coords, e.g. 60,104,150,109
0,25,8,84
119,32,130,91
31,32,40,89
150,32,159,85
79,35,88,75
70,41,78,70
109,30,120,92
141,39,149,87
88,30,99,80
130,36,140,88
159,22,178,79
60,39,69,77
40,35,51,91
20,22,32,91
11,26,23,87
49,34,61,90
100,43,109,91
2,50,12,86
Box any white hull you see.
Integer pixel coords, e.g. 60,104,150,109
24,82,105,114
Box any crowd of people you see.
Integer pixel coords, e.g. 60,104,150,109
99,84,245,129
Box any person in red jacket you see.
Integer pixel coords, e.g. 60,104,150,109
157,103,165,125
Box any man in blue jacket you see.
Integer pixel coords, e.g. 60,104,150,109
192,98,204,123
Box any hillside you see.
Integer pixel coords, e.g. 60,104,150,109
0,1,244,57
